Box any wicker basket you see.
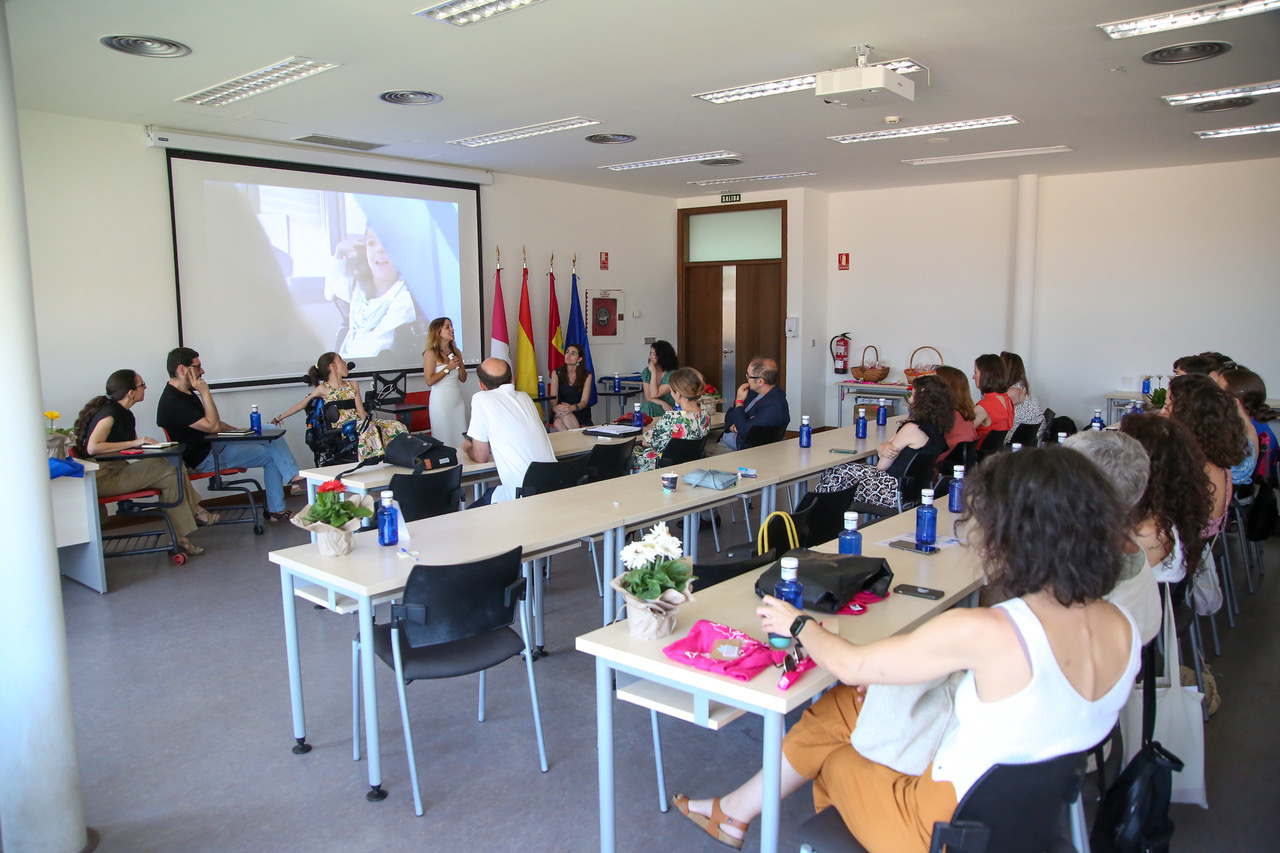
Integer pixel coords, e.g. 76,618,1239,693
849,346,890,383
903,346,943,381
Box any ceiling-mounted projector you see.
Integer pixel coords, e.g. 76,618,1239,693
815,65,914,107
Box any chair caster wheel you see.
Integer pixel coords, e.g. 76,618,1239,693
254,525,265,535
172,553,187,566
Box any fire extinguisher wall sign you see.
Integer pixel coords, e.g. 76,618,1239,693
830,333,851,374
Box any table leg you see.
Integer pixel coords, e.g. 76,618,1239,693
602,527,615,625
760,710,784,853
596,657,616,853
837,384,845,428
357,594,386,801
280,568,310,755
760,484,777,519
683,512,699,564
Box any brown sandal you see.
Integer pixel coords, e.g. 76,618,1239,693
195,511,221,526
267,509,293,523
673,794,749,850
177,541,205,557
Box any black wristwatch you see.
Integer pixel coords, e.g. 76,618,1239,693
790,614,815,640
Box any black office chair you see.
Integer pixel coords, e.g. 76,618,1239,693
691,549,778,589
516,459,585,498
352,546,548,816
974,429,1008,463
657,435,709,468
1010,422,1042,447
580,437,637,484
797,750,1089,853
741,423,788,449
846,449,942,525
1047,414,1077,442
1038,408,1056,446
388,468,464,521
304,397,359,467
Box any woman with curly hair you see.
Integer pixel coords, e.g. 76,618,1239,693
640,340,680,417
1166,373,1245,537
935,365,977,466
675,449,1139,852
1120,413,1212,585
630,367,710,473
812,374,954,508
1217,368,1276,484
1000,351,1045,442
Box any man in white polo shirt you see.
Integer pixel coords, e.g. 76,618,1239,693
461,358,555,506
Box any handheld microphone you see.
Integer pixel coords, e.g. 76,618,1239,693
346,362,356,371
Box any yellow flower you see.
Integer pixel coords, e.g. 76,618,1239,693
45,410,60,421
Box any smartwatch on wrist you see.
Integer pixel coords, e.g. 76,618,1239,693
789,614,815,640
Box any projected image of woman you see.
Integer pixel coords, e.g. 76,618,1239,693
422,317,467,449
328,226,417,359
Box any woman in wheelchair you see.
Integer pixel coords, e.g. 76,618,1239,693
273,352,406,461
675,448,1140,852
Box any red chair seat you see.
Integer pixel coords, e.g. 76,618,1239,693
98,488,162,505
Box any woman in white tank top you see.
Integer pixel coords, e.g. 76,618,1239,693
675,448,1141,853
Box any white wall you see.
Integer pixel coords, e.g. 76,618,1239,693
19,110,677,468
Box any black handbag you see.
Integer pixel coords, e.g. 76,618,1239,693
383,432,458,472
754,549,894,613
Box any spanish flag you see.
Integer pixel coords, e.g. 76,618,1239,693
516,260,539,403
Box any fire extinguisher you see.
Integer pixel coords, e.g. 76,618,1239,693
830,333,851,374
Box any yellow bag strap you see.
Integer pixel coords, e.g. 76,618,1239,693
757,511,799,556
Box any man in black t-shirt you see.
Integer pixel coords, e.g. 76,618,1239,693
156,347,302,521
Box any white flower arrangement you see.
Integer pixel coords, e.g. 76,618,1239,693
616,522,692,601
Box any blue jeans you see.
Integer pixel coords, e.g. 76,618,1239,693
197,439,301,513
720,431,740,451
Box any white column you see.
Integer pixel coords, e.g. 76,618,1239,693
1010,174,1039,355
0,6,93,852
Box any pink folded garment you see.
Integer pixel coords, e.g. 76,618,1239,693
837,589,887,616
663,619,786,681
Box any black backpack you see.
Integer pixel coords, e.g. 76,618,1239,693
1243,477,1278,541
1091,644,1184,853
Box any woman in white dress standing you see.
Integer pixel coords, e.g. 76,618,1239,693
422,317,467,448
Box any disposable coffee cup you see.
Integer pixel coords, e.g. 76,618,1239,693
661,473,678,493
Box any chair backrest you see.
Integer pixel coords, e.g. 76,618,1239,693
791,487,859,546
581,437,637,483
403,390,431,433
371,370,408,404
389,468,464,522
897,450,941,509
1010,422,1041,447
657,435,709,467
975,429,1008,462
932,751,1087,853
692,549,778,589
1038,408,1056,446
398,546,525,648
1047,414,1077,442
742,423,787,449
518,459,584,497
941,440,976,474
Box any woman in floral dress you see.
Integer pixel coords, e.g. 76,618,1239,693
631,367,711,473
274,352,406,461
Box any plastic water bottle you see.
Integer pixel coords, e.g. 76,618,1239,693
537,375,545,398
633,402,643,427
1057,432,1068,444
1090,409,1106,431
855,408,867,440
948,466,965,513
916,488,937,546
613,372,621,392
838,512,863,555
770,557,804,648
1130,399,1144,415
250,405,262,435
876,398,888,426
1142,376,1152,396
799,415,812,448
1011,442,1023,452
377,491,398,547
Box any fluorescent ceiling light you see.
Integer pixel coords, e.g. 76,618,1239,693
1163,79,1280,105
448,116,600,147
1098,0,1280,38
902,146,1073,165
830,115,1020,143
687,172,818,186
694,59,924,104
177,57,339,107
599,151,740,171
1194,121,1280,138
416,0,547,26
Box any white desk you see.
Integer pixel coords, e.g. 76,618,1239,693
53,459,106,593
577,507,983,853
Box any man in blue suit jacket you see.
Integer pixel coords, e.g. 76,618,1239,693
722,356,790,450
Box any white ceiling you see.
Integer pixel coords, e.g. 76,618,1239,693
8,0,1280,198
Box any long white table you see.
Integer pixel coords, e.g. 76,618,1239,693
269,418,898,803
576,506,984,853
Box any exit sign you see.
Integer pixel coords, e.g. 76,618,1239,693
720,193,741,203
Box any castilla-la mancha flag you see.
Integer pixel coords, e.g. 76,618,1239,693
547,264,565,375
489,264,510,363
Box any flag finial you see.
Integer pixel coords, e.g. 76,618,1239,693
496,246,501,268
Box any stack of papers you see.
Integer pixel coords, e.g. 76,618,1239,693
216,429,255,437
139,441,177,449
584,424,643,437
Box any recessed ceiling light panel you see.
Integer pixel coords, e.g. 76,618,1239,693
1142,40,1232,63
1163,78,1280,105
585,133,636,144
449,116,600,147
694,59,924,104
902,146,1072,165
599,151,740,171
1099,0,1280,39
379,90,443,105
416,0,547,26
1195,121,1280,138
688,172,817,186
100,35,191,58
829,115,1020,143
177,57,339,107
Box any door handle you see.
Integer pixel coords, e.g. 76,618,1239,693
722,349,734,355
